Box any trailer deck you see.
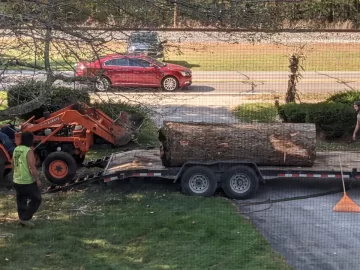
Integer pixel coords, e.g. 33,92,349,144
104,149,360,180
46,149,360,198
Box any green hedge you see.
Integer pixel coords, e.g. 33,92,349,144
93,99,149,120
278,102,356,139
7,80,91,119
326,90,360,104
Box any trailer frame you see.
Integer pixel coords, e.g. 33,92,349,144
44,149,360,199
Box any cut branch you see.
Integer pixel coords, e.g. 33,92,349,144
50,73,97,84
0,59,45,70
0,94,48,121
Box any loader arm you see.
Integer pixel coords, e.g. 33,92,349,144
20,109,125,146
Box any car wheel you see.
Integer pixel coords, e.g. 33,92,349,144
95,77,110,92
161,76,178,91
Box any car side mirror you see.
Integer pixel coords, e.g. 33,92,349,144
150,64,158,68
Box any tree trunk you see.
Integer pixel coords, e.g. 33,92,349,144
159,121,316,167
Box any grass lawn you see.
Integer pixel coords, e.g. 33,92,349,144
0,186,291,270
2,38,360,71
234,103,279,123
163,43,360,71
0,145,291,270
0,95,291,269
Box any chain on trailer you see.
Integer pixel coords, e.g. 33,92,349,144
43,147,155,194
43,154,111,194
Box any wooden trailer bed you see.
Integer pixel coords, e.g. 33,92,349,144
105,149,360,174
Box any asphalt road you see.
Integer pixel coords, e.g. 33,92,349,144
237,179,360,270
1,70,360,95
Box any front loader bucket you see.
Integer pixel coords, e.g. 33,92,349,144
111,111,145,146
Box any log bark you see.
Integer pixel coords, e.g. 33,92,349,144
159,121,316,167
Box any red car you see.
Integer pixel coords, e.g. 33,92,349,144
74,53,192,92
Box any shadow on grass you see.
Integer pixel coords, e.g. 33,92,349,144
99,84,216,93
0,184,291,270
163,60,201,69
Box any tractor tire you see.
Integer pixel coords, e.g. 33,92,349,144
43,152,77,185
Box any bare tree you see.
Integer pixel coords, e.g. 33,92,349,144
285,45,306,103
0,0,288,122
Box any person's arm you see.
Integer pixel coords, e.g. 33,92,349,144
353,121,360,140
26,149,41,187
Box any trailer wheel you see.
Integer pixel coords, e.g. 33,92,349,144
181,166,217,197
43,152,77,185
221,166,259,200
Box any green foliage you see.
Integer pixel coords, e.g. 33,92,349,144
93,99,149,119
278,102,355,139
2,0,360,29
277,103,312,123
326,90,360,104
0,190,291,270
309,102,355,139
234,103,278,123
7,80,90,120
93,99,158,145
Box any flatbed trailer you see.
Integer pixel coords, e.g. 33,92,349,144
81,149,360,200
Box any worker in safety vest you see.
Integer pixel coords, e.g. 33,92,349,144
11,132,42,227
353,101,360,141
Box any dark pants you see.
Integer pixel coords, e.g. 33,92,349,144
13,182,42,221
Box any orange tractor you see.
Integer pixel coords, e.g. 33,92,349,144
0,103,144,185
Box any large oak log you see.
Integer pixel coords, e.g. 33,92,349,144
158,121,316,167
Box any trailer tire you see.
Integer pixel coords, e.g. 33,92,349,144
43,152,77,185
221,166,258,200
181,166,217,197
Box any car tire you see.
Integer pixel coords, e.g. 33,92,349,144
161,76,179,91
95,76,111,92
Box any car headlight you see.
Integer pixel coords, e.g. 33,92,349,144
180,71,191,77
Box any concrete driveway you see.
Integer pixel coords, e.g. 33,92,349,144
237,178,360,270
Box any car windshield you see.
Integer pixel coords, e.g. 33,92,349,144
145,56,166,67
130,33,158,43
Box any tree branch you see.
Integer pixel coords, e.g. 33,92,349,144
50,73,97,84
0,94,48,121
0,59,45,70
